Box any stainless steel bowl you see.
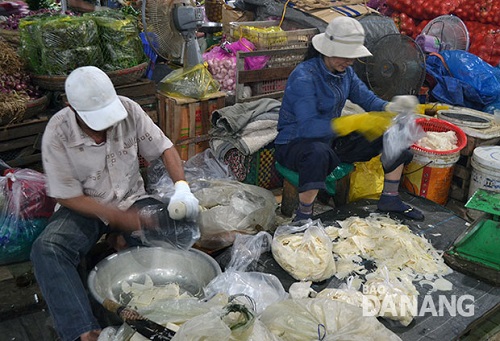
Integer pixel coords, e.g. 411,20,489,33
88,246,222,304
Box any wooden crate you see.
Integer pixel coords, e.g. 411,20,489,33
461,134,500,156
450,160,472,202
115,79,158,123
0,116,49,169
235,47,309,103
158,92,226,161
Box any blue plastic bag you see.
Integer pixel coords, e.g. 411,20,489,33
484,66,500,113
426,50,500,110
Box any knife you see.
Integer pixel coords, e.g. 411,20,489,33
102,298,178,341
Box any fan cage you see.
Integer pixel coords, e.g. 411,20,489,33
141,0,185,63
411,117,467,156
365,34,426,101
421,15,470,51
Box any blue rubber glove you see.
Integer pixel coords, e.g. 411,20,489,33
167,181,200,221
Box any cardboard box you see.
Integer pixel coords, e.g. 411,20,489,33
221,5,254,36
308,4,377,22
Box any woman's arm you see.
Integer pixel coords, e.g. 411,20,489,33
347,69,387,111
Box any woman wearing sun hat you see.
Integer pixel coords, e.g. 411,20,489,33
274,16,424,222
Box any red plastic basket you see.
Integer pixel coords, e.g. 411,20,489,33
411,117,467,155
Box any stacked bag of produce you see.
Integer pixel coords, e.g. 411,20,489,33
21,14,102,76
85,10,145,71
19,10,146,76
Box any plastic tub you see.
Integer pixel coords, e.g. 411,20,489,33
403,117,467,205
468,146,500,200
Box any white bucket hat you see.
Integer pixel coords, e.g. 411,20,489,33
65,66,128,131
312,16,372,58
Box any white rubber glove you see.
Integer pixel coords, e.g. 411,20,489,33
385,95,419,114
167,181,199,221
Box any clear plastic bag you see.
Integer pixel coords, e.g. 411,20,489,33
183,149,235,181
138,204,200,249
146,177,277,251
145,149,235,203
271,220,336,282
193,179,277,251
171,300,281,341
203,232,288,314
0,168,56,265
363,266,418,327
316,276,369,310
259,298,402,341
381,112,425,168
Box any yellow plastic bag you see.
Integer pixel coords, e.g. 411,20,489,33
158,63,220,100
348,155,384,202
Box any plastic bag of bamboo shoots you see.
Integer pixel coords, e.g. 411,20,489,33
271,219,336,282
259,299,402,341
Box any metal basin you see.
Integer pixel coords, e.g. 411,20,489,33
88,246,221,304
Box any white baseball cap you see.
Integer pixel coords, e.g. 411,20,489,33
312,16,372,59
65,66,128,131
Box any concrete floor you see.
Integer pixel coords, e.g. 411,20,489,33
0,192,497,341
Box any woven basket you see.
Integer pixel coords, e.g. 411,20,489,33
0,94,49,127
24,94,50,121
0,28,20,47
107,62,148,86
31,62,149,91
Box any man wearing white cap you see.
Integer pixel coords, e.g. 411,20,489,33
31,66,199,341
275,16,423,222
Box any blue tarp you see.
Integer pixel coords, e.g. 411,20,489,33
426,50,500,113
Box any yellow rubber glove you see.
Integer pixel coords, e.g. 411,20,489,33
331,112,396,142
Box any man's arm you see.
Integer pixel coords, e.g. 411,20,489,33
160,146,200,220
160,146,186,182
57,196,141,232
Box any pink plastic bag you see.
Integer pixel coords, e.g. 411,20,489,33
227,38,269,71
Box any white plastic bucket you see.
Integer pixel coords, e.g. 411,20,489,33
403,150,460,205
468,146,500,200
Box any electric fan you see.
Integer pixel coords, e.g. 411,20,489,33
365,34,426,101
353,13,399,85
415,14,469,53
141,0,204,67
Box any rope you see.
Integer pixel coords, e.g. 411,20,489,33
402,160,433,176
317,323,326,340
279,0,292,28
